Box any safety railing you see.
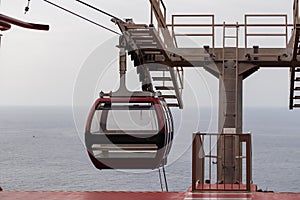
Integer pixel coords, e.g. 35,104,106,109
150,0,167,28
192,133,252,192
175,67,184,91
169,15,215,49
166,14,292,50
294,0,299,27
245,14,289,49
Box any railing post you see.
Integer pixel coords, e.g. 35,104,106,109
246,134,252,192
293,0,299,27
150,4,153,25
192,134,197,192
192,133,205,191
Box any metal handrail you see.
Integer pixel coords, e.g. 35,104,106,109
168,23,293,27
245,14,289,49
150,0,167,28
293,0,299,27
290,66,296,109
170,15,215,50
168,15,292,50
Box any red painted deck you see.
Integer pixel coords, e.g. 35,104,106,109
1,191,300,200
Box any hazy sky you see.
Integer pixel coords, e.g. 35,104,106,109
0,0,295,107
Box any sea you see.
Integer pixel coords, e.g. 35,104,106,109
0,106,299,192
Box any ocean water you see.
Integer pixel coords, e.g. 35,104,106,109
0,106,299,192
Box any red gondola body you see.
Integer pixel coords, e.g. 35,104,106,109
85,94,173,169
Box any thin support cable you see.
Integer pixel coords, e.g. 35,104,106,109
162,166,169,191
43,0,121,35
158,168,164,191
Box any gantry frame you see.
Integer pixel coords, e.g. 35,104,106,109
113,0,300,187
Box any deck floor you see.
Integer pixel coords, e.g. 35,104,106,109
1,191,300,200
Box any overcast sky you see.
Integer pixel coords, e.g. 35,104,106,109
0,0,295,107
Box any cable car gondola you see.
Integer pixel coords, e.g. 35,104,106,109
85,91,174,169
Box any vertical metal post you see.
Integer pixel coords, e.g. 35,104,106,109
118,48,127,92
290,65,296,109
246,135,252,192
222,22,226,68
209,135,212,188
245,15,248,50
285,15,288,48
172,15,175,44
162,0,166,24
212,15,215,51
150,4,153,25
192,134,197,191
192,134,205,191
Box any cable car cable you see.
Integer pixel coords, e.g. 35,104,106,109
74,1,151,85
42,0,121,35
75,0,123,22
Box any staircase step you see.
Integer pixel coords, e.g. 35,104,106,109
130,33,151,37
124,24,148,29
295,87,300,90
293,104,300,108
134,40,157,44
131,36,154,40
296,68,300,72
294,96,300,99
162,95,177,99
148,66,169,71
296,77,300,81
129,32,151,37
137,45,158,49
152,77,172,81
128,29,150,34
155,86,175,90
167,103,180,107
142,50,162,55
135,41,157,45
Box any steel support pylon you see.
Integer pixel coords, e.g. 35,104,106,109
217,59,243,184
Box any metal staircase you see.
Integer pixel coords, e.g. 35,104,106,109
290,66,300,109
289,0,300,109
290,19,300,109
118,22,184,108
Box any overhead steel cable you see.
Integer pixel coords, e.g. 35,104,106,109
75,0,123,22
43,0,121,35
